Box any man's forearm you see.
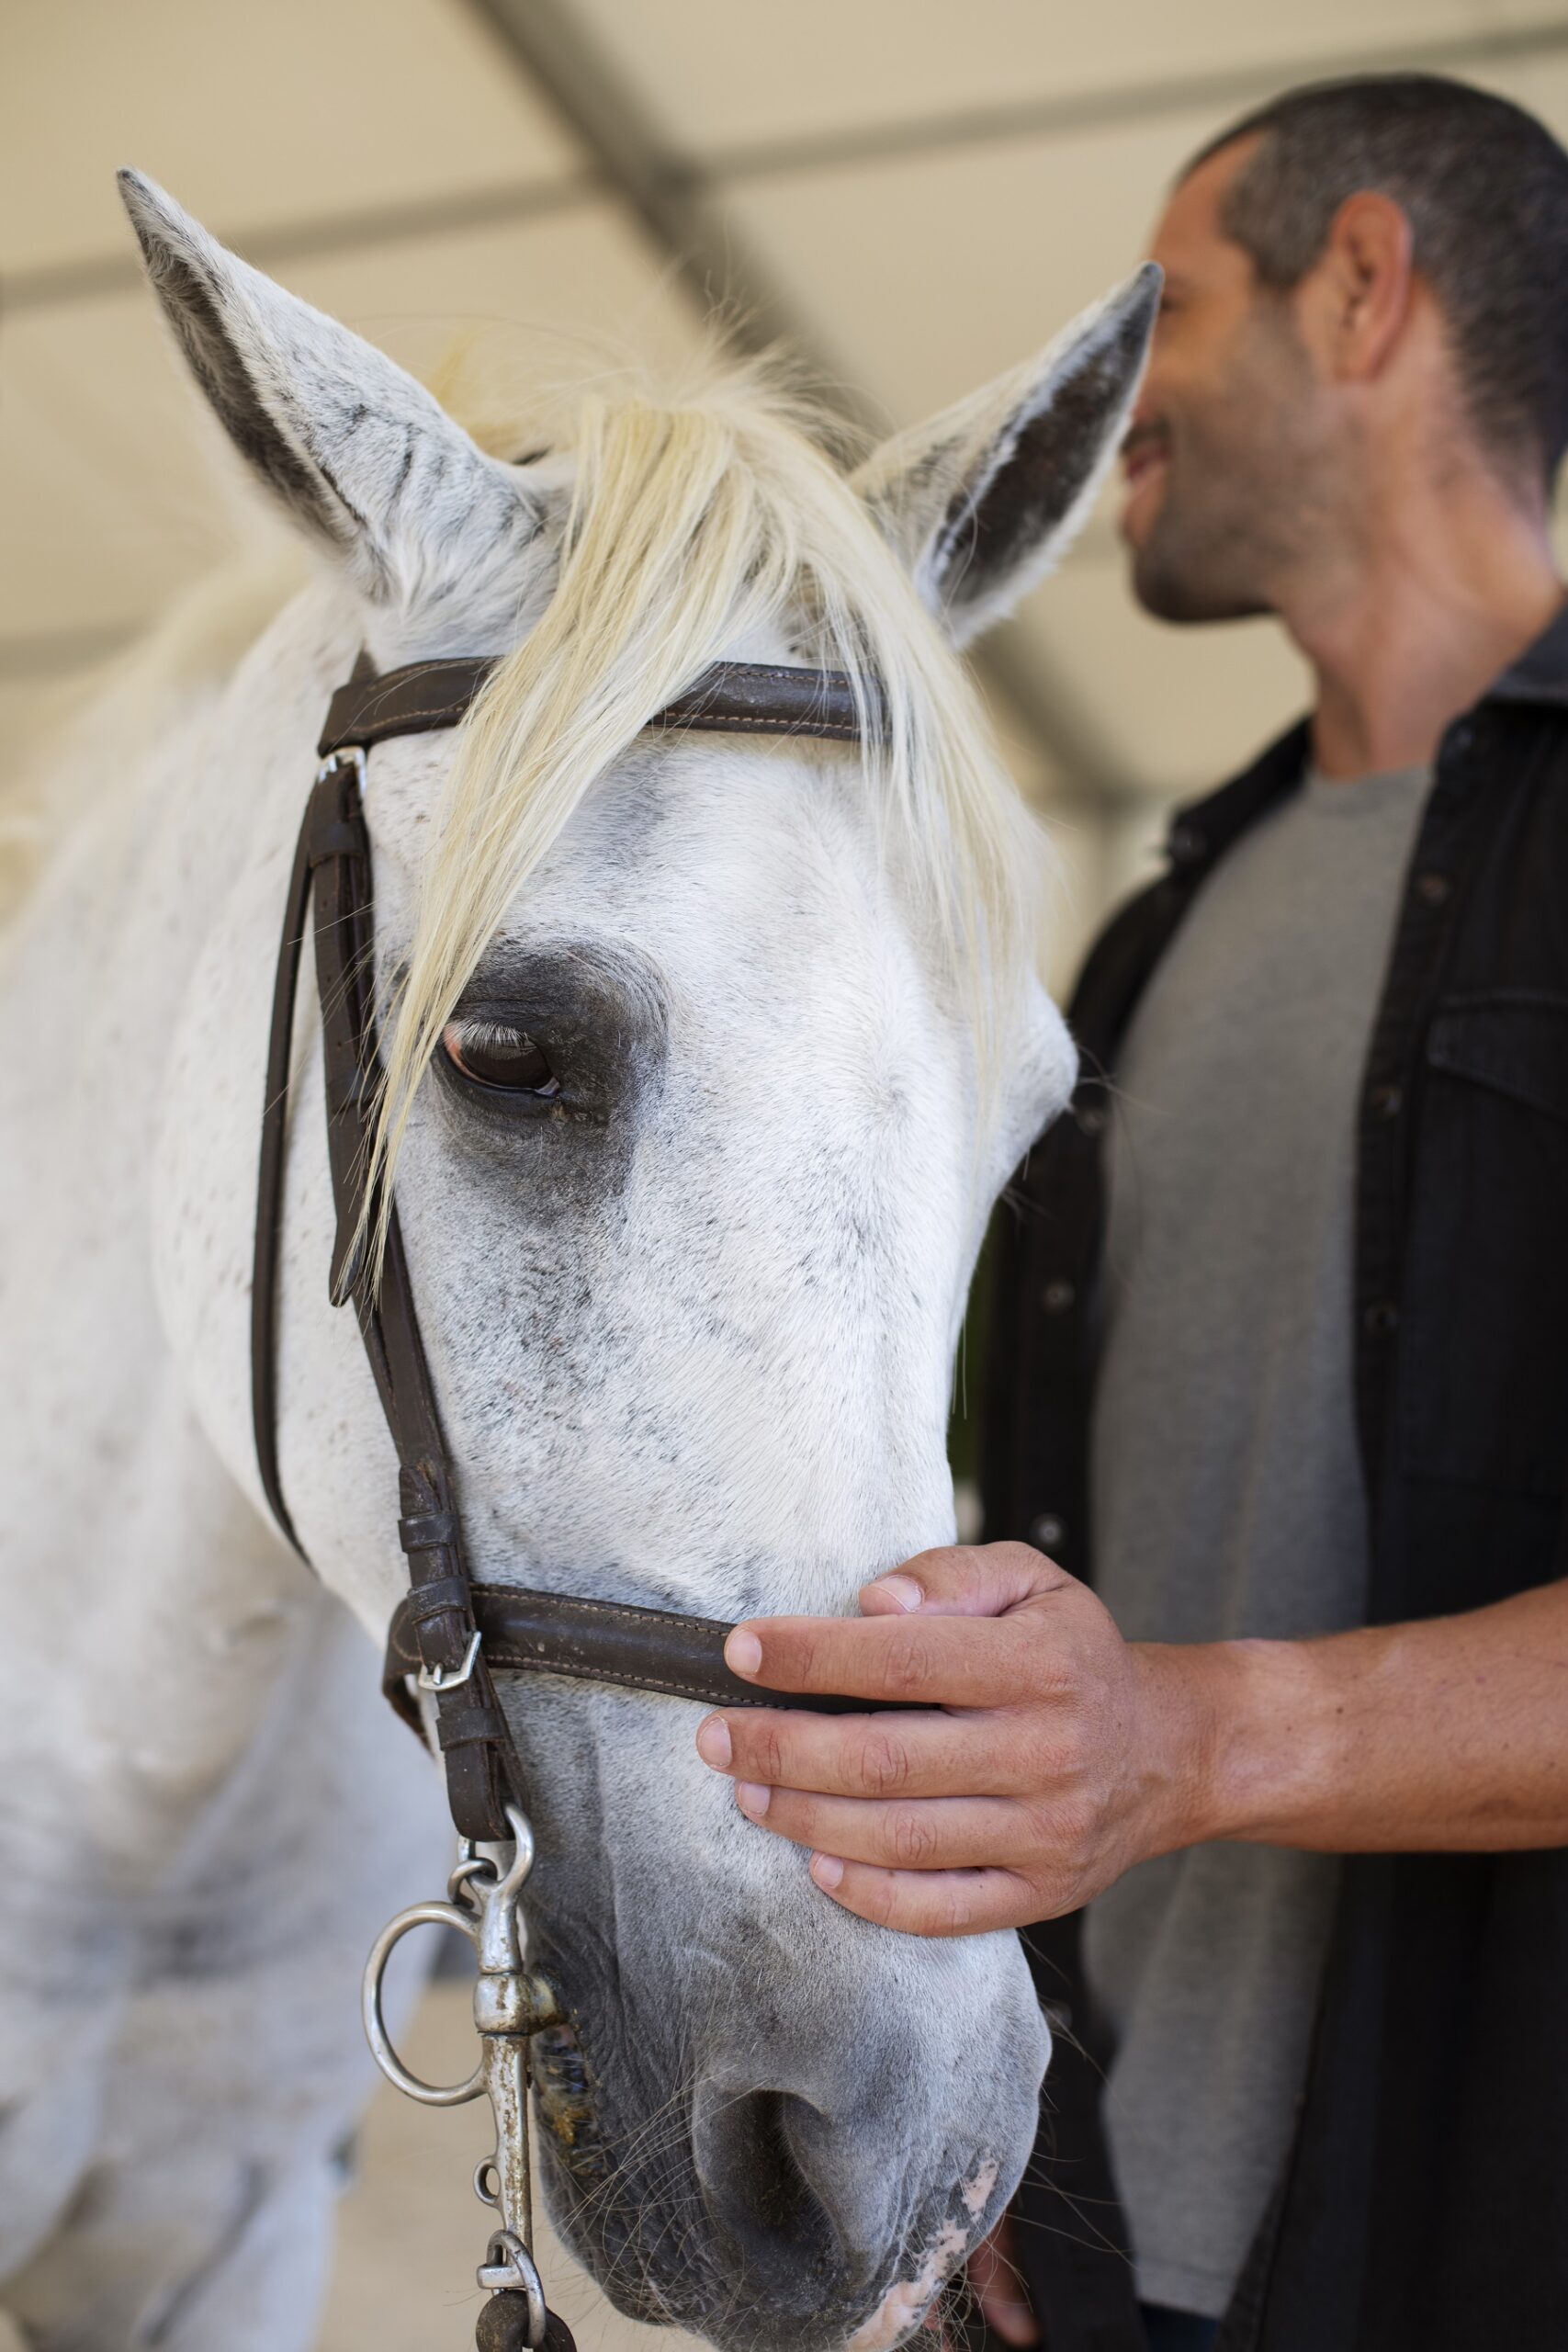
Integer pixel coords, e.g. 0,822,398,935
1155,1577,1568,1855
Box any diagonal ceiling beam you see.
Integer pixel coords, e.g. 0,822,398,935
459,0,1145,808
465,0,875,386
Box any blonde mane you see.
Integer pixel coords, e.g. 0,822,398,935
401,368,1054,1266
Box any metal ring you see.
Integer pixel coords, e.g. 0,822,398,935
479,2230,548,2346
448,1853,496,1912
361,1900,484,2107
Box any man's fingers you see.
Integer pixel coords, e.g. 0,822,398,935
967,2216,1039,2349
735,1785,1025,1871
696,1704,1025,1800
861,1540,1069,1622
723,1607,1045,1708
805,1855,1033,1938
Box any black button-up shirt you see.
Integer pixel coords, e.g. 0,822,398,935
981,609,1568,2352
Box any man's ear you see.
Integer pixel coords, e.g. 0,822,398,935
118,169,540,614
854,265,1160,645
1320,192,1415,383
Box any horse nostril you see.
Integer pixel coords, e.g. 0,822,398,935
693,2086,839,2295
734,2091,822,2239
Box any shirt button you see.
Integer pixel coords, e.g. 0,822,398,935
1042,1278,1076,1314
1029,1512,1066,1553
1168,822,1206,865
1445,720,1475,760
1076,1102,1107,1138
1416,871,1451,908
1364,1300,1400,1336
1370,1083,1404,1119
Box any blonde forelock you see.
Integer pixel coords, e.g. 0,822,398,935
364,361,1052,1274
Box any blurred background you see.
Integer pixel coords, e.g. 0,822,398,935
6,4,1568,2346
12,0,1568,978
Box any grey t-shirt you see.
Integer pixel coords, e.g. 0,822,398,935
1085,762,1431,2319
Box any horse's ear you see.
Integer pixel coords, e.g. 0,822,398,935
118,169,537,607
853,265,1161,646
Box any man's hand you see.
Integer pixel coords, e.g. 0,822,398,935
965,2212,1039,2346
695,1546,1568,1934
694,1543,1221,1936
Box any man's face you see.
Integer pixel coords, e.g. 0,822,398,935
1122,139,1332,621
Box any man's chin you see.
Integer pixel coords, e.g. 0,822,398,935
1129,542,1273,626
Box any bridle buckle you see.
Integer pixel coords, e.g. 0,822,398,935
315,742,367,792
419,1628,483,1692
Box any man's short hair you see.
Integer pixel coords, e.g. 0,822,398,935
1185,74,1568,490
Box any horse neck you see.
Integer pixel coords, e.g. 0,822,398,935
0,589,352,1869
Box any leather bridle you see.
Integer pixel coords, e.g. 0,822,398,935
252,651,902,1845
249,649,928,2350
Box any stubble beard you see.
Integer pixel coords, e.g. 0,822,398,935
1130,309,1326,626
1131,462,1280,623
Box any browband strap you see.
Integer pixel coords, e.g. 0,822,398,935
319,656,869,757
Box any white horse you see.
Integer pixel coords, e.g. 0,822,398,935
0,172,1155,2352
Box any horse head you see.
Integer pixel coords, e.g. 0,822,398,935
124,170,1156,2351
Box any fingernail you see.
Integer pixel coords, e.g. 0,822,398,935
696,1715,732,1769
868,1573,923,1612
735,1781,771,1819
725,1627,762,1677
810,1852,844,1890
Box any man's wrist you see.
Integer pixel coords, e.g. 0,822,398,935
1132,1634,1344,1852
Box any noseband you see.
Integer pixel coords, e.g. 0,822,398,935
253,653,908,1842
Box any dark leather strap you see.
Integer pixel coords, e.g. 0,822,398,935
252,807,316,1557
318,657,870,757
252,753,525,1837
383,1584,931,1727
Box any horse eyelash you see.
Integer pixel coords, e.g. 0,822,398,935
448,1014,537,1053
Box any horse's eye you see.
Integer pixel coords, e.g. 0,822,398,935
442,1017,559,1097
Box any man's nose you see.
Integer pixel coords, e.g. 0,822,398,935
1126,363,1168,432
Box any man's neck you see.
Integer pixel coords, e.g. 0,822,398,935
1277,464,1563,781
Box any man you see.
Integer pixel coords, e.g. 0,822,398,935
692,74,1568,2352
